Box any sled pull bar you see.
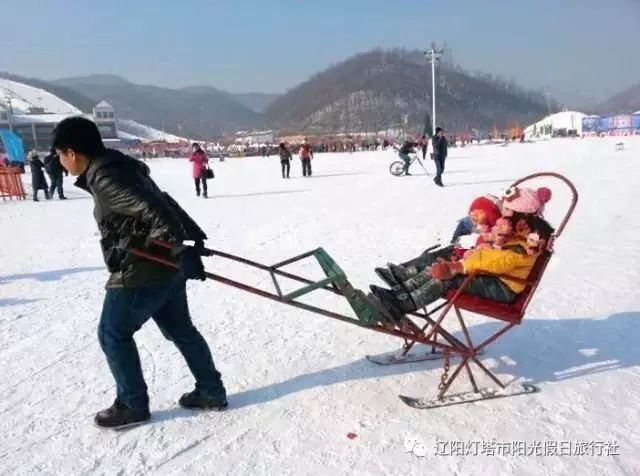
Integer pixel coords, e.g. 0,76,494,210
129,246,463,354
150,241,342,297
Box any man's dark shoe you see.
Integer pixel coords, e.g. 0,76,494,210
179,390,228,411
94,400,150,429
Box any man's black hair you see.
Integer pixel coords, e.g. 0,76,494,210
52,116,106,158
436,127,443,133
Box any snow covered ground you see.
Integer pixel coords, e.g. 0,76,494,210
1,137,639,475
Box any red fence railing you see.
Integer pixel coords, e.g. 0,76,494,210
0,167,27,200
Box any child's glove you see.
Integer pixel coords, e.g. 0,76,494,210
430,261,464,280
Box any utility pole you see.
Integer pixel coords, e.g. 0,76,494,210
424,46,443,133
4,94,14,132
545,88,552,115
4,94,14,114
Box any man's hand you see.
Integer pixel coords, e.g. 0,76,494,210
178,246,206,281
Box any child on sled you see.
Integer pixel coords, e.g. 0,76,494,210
367,212,555,322
375,186,552,288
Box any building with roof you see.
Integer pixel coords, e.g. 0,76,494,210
524,110,586,139
0,101,118,151
234,130,274,145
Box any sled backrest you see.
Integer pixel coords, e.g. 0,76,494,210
450,172,578,324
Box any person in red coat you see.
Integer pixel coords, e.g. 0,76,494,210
298,139,314,177
189,143,209,198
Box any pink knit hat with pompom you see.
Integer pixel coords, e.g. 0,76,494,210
503,187,552,216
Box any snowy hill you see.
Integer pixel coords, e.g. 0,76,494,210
117,119,189,143
0,76,190,143
0,77,82,114
54,75,264,139
266,48,555,133
1,137,639,474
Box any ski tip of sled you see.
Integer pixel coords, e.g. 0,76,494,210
366,351,447,366
399,383,538,409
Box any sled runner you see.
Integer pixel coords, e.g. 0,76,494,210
132,172,578,409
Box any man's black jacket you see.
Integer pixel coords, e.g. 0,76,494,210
76,149,206,288
44,153,67,177
399,141,418,155
432,135,448,158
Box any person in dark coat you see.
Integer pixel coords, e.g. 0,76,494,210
398,139,418,176
432,127,448,187
419,134,428,160
52,117,227,429
44,149,68,199
29,153,50,201
278,142,292,178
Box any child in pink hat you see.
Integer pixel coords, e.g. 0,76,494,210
502,186,552,217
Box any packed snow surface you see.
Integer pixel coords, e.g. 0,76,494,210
1,137,639,475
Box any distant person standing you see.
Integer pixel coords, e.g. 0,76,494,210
29,152,50,201
298,139,314,177
189,143,209,198
278,142,292,178
419,134,428,160
432,127,448,187
44,149,68,200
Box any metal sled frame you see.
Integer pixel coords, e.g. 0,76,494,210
132,245,471,358
132,171,577,408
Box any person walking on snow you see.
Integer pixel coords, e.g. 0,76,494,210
278,142,292,178
299,139,314,177
189,143,209,198
29,152,50,201
44,148,68,200
419,134,428,160
52,117,227,429
432,127,448,187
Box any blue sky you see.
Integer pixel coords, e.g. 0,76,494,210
1,0,638,104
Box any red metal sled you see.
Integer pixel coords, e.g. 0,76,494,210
132,171,578,408
394,172,578,404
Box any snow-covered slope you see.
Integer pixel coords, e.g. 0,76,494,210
0,77,189,143
117,119,189,143
1,137,639,475
0,78,81,114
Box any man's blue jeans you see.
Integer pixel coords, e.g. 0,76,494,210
98,274,225,409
